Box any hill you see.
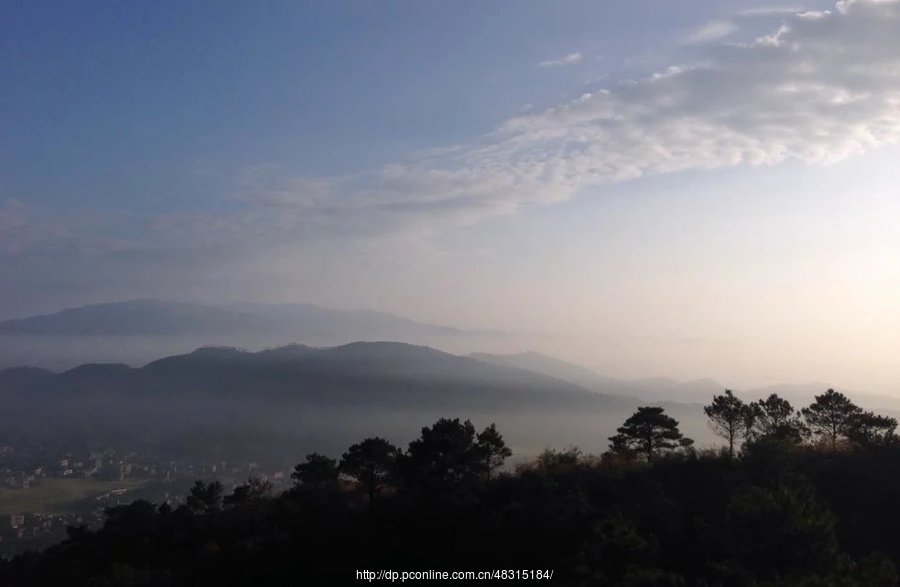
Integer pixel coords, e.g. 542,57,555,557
4,342,609,406
0,342,649,460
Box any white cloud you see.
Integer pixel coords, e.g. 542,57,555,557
737,6,804,17
687,20,738,43
225,0,899,243
537,52,582,67
9,0,900,257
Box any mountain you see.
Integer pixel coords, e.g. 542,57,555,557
125,341,614,406
0,342,654,460
0,300,505,371
2,341,626,409
0,300,466,338
468,352,900,417
469,351,625,391
469,351,722,404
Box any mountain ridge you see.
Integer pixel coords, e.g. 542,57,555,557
0,300,469,338
469,351,900,414
0,341,624,406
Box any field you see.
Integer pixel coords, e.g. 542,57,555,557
0,478,147,515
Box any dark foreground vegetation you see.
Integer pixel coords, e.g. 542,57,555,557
2,389,900,586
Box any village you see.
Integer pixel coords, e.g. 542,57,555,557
0,443,291,558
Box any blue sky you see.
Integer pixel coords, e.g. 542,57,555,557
2,0,828,212
3,0,900,391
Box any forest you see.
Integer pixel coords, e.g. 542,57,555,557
2,388,899,586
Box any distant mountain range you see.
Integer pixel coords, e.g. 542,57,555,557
0,341,618,408
3,302,894,457
7,340,888,461
470,351,900,414
0,300,469,338
470,351,722,404
0,300,506,371
2,300,891,413
0,342,645,460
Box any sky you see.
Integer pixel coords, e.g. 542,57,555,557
2,0,900,392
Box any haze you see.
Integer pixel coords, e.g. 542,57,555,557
3,0,900,393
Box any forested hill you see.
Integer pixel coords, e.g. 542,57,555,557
3,411,900,586
0,342,624,408
0,342,646,460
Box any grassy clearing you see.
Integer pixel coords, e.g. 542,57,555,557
0,478,147,515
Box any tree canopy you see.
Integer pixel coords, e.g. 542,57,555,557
608,406,692,462
704,389,754,458
475,423,512,479
801,389,861,450
748,393,809,445
403,418,511,490
847,411,897,448
340,437,400,501
5,413,900,586
291,453,339,488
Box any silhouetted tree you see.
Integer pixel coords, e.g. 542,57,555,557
847,411,897,448
748,393,808,444
801,389,861,450
186,480,223,514
6,414,900,586
475,423,512,479
339,437,400,501
704,389,754,458
291,453,339,488
405,418,483,489
609,407,691,462
224,476,273,506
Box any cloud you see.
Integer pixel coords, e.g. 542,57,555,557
737,6,805,17
7,0,900,272
687,20,738,43
537,52,582,67
224,0,899,243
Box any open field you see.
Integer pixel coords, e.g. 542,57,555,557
0,478,147,515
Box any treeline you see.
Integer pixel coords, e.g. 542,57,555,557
2,391,900,586
606,388,898,462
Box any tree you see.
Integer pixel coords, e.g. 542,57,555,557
801,389,861,450
748,394,808,444
704,390,754,458
186,480,223,514
340,437,400,501
608,407,692,462
291,453,339,488
475,423,512,480
405,418,483,489
225,476,273,506
846,411,897,448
